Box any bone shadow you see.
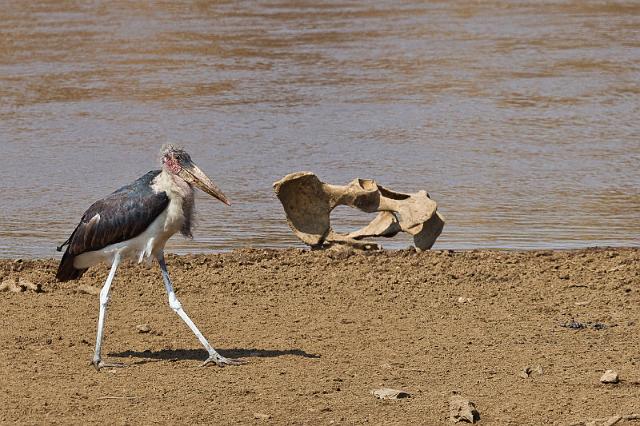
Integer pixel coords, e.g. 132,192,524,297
108,348,320,363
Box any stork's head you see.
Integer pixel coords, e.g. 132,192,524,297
161,144,231,205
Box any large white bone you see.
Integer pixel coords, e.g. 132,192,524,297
273,172,445,250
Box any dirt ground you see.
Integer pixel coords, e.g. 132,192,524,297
0,247,638,425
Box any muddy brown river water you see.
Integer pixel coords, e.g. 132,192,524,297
1,1,639,258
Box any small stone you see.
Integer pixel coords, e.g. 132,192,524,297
12,259,24,272
77,284,101,295
253,413,271,420
600,370,619,384
457,297,472,304
327,246,355,260
19,278,42,292
0,278,22,293
561,319,586,329
520,365,544,378
603,415,622,426
136,324,151,334
449,394,480,423
372,388,411,400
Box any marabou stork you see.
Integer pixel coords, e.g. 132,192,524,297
56,144,245,370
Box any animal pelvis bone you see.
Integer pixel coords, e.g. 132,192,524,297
273,172,445,251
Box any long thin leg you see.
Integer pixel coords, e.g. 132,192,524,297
92,251,123,370
156,252,245,367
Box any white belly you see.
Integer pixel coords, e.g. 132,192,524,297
73,209,179,269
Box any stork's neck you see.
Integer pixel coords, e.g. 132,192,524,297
152,169,194,202
151,169,196,238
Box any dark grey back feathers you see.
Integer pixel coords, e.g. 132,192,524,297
56,170,169,281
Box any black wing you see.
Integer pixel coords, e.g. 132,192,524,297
56,170,169,281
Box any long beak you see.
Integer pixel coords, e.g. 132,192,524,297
179,162,231,206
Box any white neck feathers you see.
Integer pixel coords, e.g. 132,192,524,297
151,170,195,236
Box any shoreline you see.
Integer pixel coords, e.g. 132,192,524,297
2,244,640,261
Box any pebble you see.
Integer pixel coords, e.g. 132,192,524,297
12,259,24,272
600,370,619,384
0,277,41,293
372,388,411,400
0,278,22,293
571,414,623,426
327,246,355,260
136,324,151,333
253,413,271,420
449,394,479,423
520,365,544,379
603,415,623,426
77,284,101,296
19,278,42,292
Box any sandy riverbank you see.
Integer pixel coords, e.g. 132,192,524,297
0,247,638,424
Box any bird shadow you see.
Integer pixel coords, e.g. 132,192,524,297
108,347,320,365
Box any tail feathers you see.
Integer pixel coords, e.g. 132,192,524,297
56,250,87,282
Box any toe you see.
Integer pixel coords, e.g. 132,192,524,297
202,356,247,367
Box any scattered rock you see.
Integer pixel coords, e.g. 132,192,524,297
561,319,586,329
603,415,622,426
12,259,24,272
136,324,151,334
372,388,411,400
19,278,42,292
457,297,472,304
0,278,22,293
535,251,553,257
77,284,101,296
327,245,355,260
449,394,480,423
560,319,608,330
0,277,43,293
253,413,271,420
520,365,544,379
571,415,623,426
600,370,619,384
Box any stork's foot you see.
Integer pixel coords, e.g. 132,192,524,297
202,354,247,367
91,359,127,371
